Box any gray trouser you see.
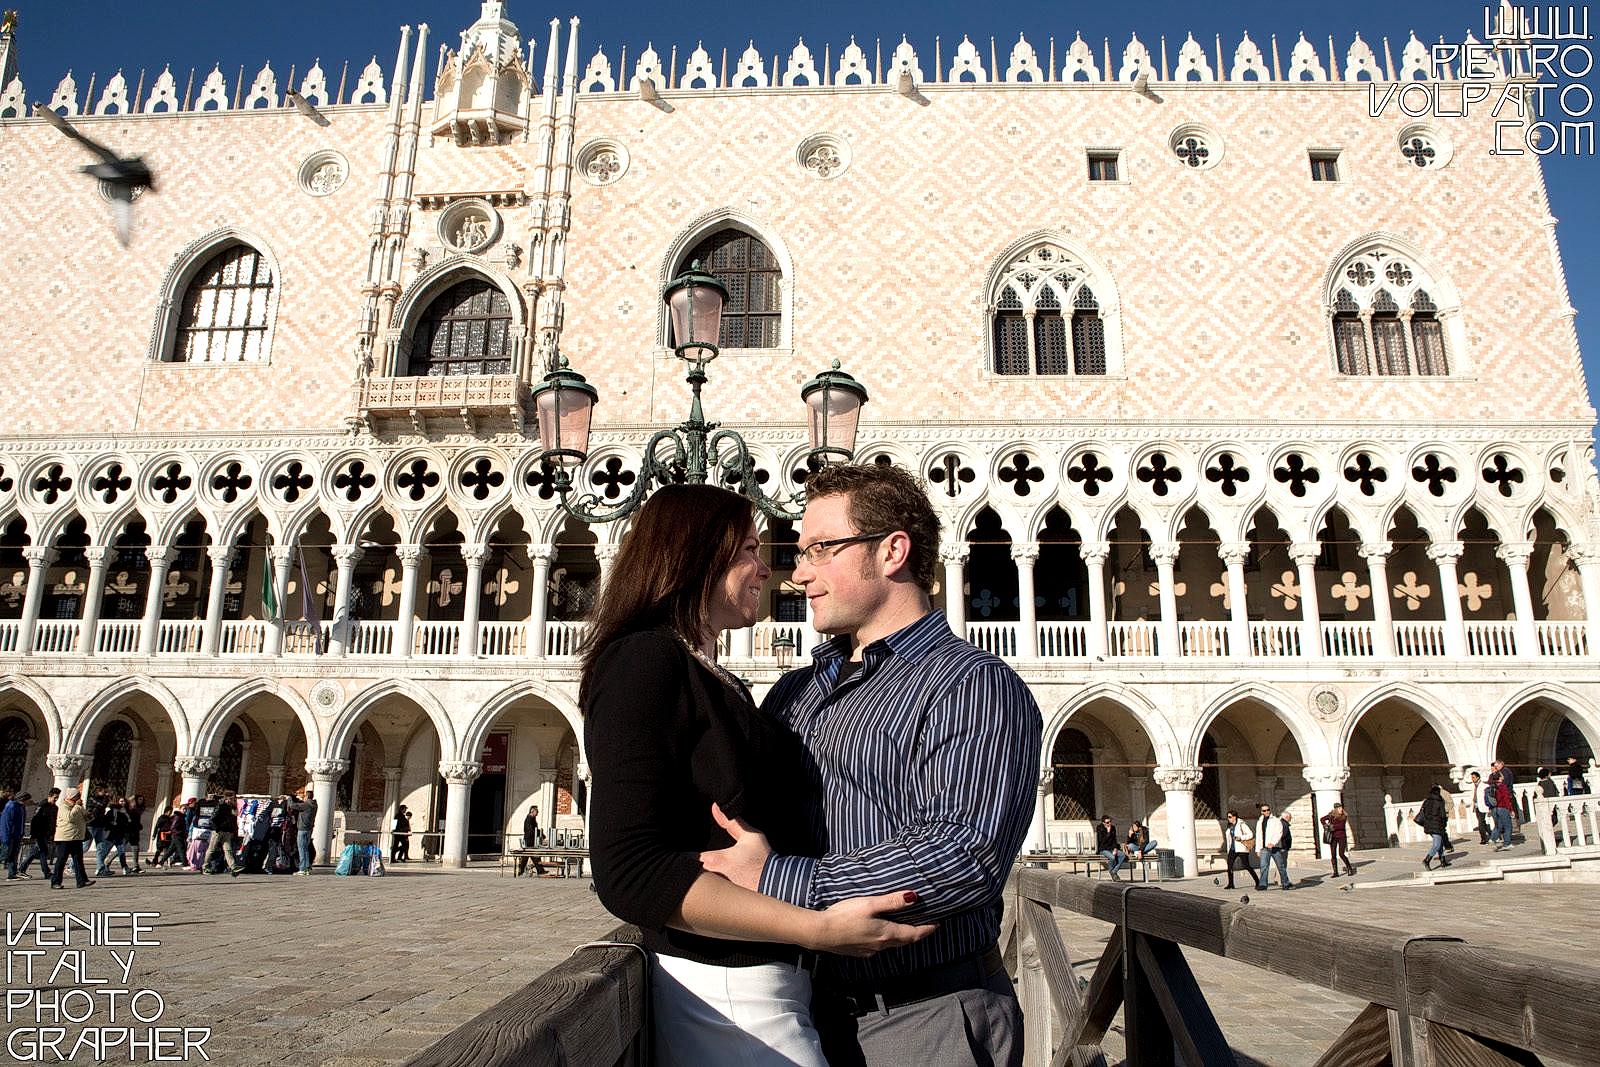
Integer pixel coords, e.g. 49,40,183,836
817,965,1022,1067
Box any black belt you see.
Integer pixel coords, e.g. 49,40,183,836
830,947,1006,1017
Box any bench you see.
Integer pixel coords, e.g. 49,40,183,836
1021,851,1161,881
501,847,590,879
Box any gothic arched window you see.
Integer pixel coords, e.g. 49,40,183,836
173,244,276,363
0,716,30,793
677,229,782,349
1328,245,1453,376
91,720,134,795
989,242,1110,376
1051,728,1095,819
408,278,514,377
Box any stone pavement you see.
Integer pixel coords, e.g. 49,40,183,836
1,853,1594,1066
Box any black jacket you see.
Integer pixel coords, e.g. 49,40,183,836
1418,793,1449,836
1095,823,1119,852
211,800,238,835
584,627,824,967
30,801,57,843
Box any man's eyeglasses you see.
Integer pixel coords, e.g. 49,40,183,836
795,531,894,566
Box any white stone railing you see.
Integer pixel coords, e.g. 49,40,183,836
155,619,204,655
1108,621,1158,657
545,621,587,659
1535,794,1600,853
31,619,81,654
95,620,141,654
0,620,19,654
1464,620,1518,657
412,621,462,658
751,621,819,659
1037,622,1088,658
218,620,269,656
1393,621,1447,657
1178,620,1228,657
479,621,531,658
1380,790,1475,846
281,620,328,656
1536,621,1589,656
967,622,1019,659
1321,621,1375,657
346,620,397,656
1248,620,1301,658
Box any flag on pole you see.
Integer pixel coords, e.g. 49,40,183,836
297,547,324,655
261,553,279,622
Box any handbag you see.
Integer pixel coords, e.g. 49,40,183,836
1321,826,1333,845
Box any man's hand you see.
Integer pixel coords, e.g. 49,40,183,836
698,803,771,891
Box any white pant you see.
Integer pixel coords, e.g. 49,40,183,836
650,951,827,1067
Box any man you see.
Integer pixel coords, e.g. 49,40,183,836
1492,760,1521,842
1566,755,1589,796
703,463,1041,1065
50,788,94,889
0,790,27,879
87,786,114,876
1222,809,1254,890
19,788,58,879
391,804,412,864
1256,803,1291,890
516,804,549,877
203,790,244,876
1469,770,1491,844
1095,815,1127,881
291,785,317,875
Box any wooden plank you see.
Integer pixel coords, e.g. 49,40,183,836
1018,897,1052,1067
1309,1002,1394,1067
1122,927,1175,1067
1405,941,1598,1061
405,925,647,1067
1132,933,1238,1067
1069,933,1124,1052
1426,1022,1545,1066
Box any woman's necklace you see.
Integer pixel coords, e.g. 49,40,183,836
676,632,752,702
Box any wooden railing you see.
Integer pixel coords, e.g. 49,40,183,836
404,923,647,1067
1007,869,1600,1066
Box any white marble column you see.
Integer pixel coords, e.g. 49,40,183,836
266,764,285,798
393,544,424,658
307,758,348,866
940,544,968,633
138,546,175,656
1303,766,1351,849
264,546,294,657
78,547,109,655
1496,541,1539,658
45,753,89,794
1154,766,1204,878
381,766,403,856
174,756,218,803
1081,541,1110,658
1150,542,1181,658
1012,543,1039,659
199,545,232,656
1028,768,1051,853
1358,541,1397,657
1127,775,1150,821
1289,542,1323,658
593,542,620,590
1218,541,1250,658
327,544,363,657
461,543,489,659
528,545,553,659
17,547,54,655
439,760,482,868
1428,541,1468,659
1569,545,1600,658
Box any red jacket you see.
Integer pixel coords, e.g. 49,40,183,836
1494,781,1514,810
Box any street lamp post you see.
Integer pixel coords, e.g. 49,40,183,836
532,261,868,523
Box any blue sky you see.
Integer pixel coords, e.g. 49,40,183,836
9,2,1600,419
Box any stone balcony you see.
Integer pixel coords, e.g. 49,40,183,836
359,374,533,435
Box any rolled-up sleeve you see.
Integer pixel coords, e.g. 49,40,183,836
584,633,704,931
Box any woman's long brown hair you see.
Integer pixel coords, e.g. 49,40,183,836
578,483,755,704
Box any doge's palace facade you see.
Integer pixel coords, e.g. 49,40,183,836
0,3,1597,875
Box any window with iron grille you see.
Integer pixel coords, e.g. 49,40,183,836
1332,289,1369,375
91,720,134,794
773,592,807,622
0,716,30,793
1087,151,1119,182
678,230,782,349
1370,290,1409,375
1032,286,1069,374
173,245,274,363
992,287,1029,375
1330,248,1452,376
989,244,1110,376
1410,291,1449,375
1050,728,1096,820
210,724,244,793
1309,151,1340,182
408,278,514,376
1072,288,1106,374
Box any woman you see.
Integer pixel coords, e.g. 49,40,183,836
1488,771,1516,849
1418,785,1451,871
1221,809,1254,890
1319,802,1357,878
583,484,932,1066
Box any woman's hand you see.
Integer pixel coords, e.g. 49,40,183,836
807,892,938,958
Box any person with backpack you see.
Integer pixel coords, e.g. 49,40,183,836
203,791,244,876
1418,785,1451,870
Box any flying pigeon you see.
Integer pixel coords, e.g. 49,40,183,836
33,102,154,245
285,88,330,126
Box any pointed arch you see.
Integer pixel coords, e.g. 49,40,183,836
149,228,283,364
983,231,1123,376
1341,680,1475,768
193,677,322,759
460,679,585,767
1043,683,1180,768
659,208,794,351
1486,683,1600,766
1323,232,1462,376
1190,682,1331,766
69,676,190,755
324,678,457,765
389,257,527,378
0,675,64,753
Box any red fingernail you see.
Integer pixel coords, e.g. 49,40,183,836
903,891,918,904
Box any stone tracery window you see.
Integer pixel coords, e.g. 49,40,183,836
990,243,1108,376
173,245,275,363
1328,245,1451,377
407,278,514,377
677,229,782,349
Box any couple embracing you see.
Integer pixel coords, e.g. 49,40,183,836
583,463,1042,1066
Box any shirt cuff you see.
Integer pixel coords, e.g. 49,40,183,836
758,853,817,908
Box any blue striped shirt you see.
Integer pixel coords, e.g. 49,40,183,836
759,610,1041,980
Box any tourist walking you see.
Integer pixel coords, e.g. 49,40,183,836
1320,802,1357,878
19,789,58,879
203,790,244,876
1222,809,1254,889
1255,803,1292,890
1,790,27,879
87,786,114,875
392,805,412,864
104,796,137,875
50,788,94,889
515,805,548,877
1566,756,1589,795
1469,770,1491,844
292,785,317,874
1418,785,1451,870
1488,772,1515,850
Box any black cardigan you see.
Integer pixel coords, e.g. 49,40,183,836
584,628,824,967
